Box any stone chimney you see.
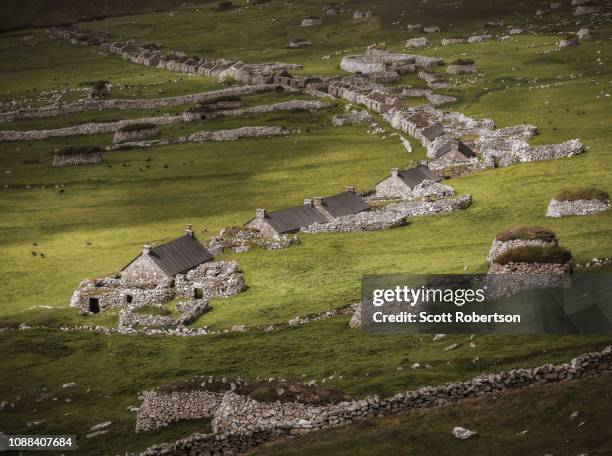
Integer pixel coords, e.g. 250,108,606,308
313,197,323,209
256,208,267,219
142,245,152,255
391,168,399,177
185,224,195,238
304,198,313,207
345,186,355,193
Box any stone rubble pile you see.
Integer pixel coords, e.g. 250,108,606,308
175,261,246,299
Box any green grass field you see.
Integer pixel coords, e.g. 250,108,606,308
0,0,611,454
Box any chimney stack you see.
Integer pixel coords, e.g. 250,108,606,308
345,186,355,193
313,197,323,209
391,168,399,177
256,208,267,219
304,198,313,207
185,224,194,238
142,244,152,255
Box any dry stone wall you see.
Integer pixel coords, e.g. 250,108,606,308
301,210,408,233
136,346,611,456
0,116,179,142
136,390,223,432
0,85,276,123
546,198,610,217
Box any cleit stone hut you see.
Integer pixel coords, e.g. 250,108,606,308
375,165,442,198
121,225,214,284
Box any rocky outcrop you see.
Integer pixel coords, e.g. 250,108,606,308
546,198,610,217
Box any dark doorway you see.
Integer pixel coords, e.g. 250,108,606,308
194,288,204,300
88,297,100,314
126,295,133,304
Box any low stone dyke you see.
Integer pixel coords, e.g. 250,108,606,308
0,116,179,142
110,126,295,149
135,346,612,455
0,85,277,123
546,198,610,217
202,99,330,120
301,210,408,233
385,194,472,217
136,390,223,432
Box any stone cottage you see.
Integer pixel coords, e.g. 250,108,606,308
428,140,476,161
245,202,328,238
311,187,370,221
121,225,214,284
376,165,442,198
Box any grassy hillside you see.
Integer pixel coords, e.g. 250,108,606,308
0,1,610,453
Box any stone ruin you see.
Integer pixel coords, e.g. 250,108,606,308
207,226,299,255
70,261,246,329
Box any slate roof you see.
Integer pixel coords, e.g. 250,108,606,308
123,234,213,277
397,165,442,188
262,205,328,234
421,122,445,141
321,191,370,218
434,140,476,159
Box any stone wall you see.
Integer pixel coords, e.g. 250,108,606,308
136,390,223,432
134,344,612,456
0,85,276,123
385,194,472,217
546,198,610,217
340,55,385,74
209,346,612,437
332,109,373,126
52,151,102,166
375,175,413,199
1,116,179,142
175,261,246,299
301,210,408,233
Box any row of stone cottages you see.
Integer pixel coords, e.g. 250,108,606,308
108,166,442,292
